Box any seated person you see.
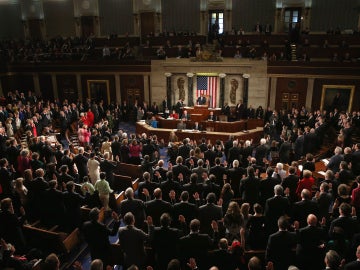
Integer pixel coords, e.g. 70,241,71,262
169,110,179,119
197,94,207,105
208,111,217,121
177,119,186,130
193,121,202,131
182,110,191,120
149,116,158,128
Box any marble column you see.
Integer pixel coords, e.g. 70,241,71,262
242,74,250,109
186,73,194,106
165,73,172,108
306,78,314,110
219,73,226,108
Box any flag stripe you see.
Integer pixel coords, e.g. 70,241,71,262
196,76,218,107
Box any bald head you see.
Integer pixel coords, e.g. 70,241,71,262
307,214,317,226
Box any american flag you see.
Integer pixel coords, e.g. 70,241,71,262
196,76,218,108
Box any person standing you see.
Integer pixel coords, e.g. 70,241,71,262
94,172,113,211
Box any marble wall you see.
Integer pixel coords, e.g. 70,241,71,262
150,58,268,109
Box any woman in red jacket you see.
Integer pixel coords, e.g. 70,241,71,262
296,169,315,199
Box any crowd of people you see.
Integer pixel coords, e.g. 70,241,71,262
1,29,360,64
0,90,360,270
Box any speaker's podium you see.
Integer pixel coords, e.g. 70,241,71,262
184,105,222,122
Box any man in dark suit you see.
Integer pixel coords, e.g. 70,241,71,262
145,188,173,227
42,180,66,228
255,138,269,167
296,214,327,270
178,139,191,160
294,130,304,160
210,238,236,270
198,193,222,235
259,167,281,206
183,173,203,204
0,158,14,199
197,94,207,105
193,121,202,131
292,189,320,228
329,202,360,241
227,160,246,198
303,128,318,155
209,157,227,188
100,152,117,188
5,138,21,170
191,159,209,182
182,110,191,121
63,181,86,232
173,191,199,227
235,100,245,120
204,144,216,167
239,166,261,207
26,168,49,220
207,111,216,121
172,156,191,182
281,166,299,203
120,187,146,229
111,135,122,161
351,143,360,176
150,213,185,270
118,212,152,269
137,172,159,202
265,216,297,270
178,219,219,269
160,171,182,202
227,140,241,165
82,207,120,266
73,147,88,181
162,96,169,113
264,185,291,236
344,245,360,270
0,198,27,254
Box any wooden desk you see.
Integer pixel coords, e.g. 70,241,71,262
156,117,262,132
136,122,263,143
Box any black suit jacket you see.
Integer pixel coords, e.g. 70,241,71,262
344,261,360,270
198,203,223,235
120,198,146,228
83,219,120,263
227,167,246,198
172,164,191,182
296,225,327,270
173,201,198,226
239,176,261,205
264,195,291,235
266,230,297,270
292,199,320,228
209,165,227,187
151,226,184,269
329,216,360,240
179,232,217,269
74,154,88,179
146,199,173,226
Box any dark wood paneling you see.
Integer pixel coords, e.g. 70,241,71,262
56,75,78,102
313,79,360,112
120,75,144,106
81,75,116,105
275,78,307,111
39,75,54,102
140,12,155,37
